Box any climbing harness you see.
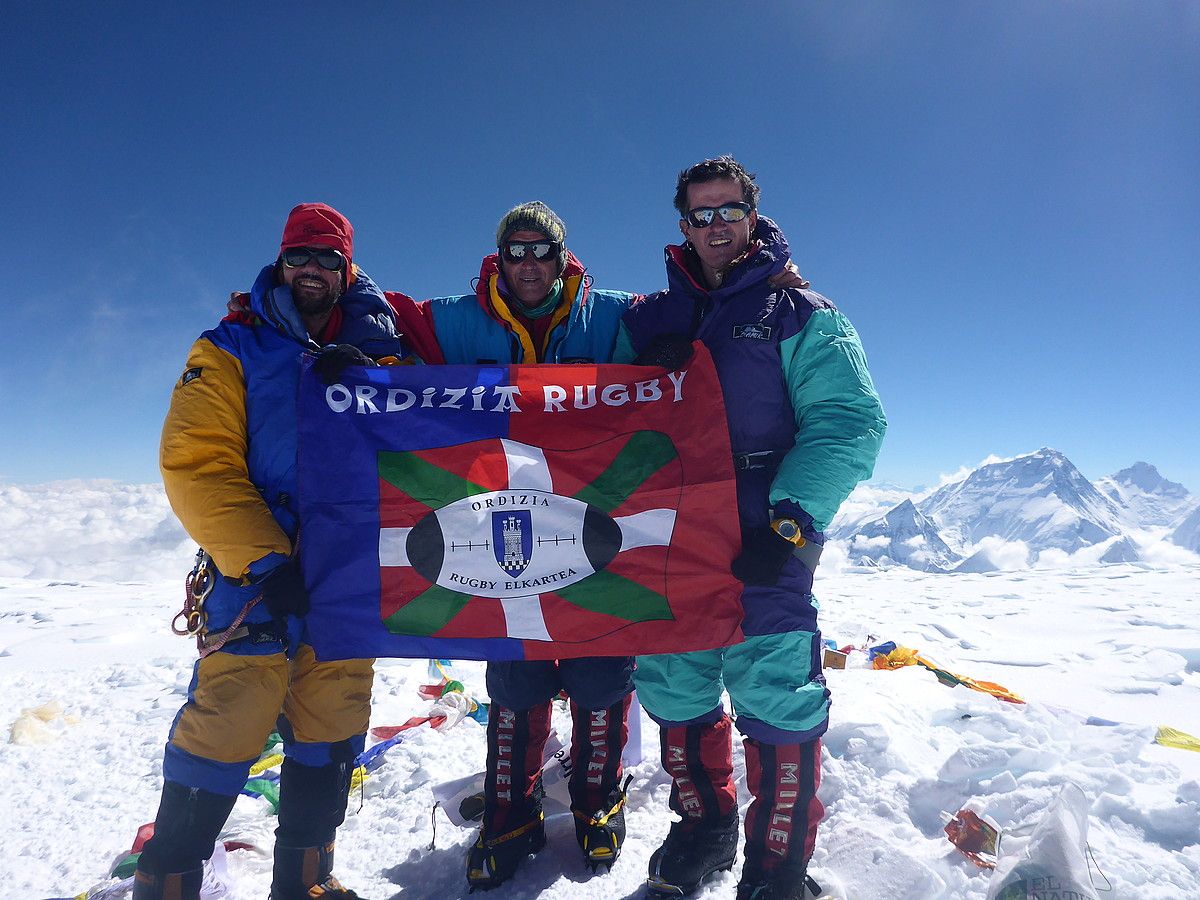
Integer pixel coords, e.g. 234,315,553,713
172,548,263,657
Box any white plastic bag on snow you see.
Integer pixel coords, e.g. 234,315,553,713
985,782,1098,900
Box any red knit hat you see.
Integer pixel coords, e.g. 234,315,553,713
279,203,354,260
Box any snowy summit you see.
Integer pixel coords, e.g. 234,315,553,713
1,479,1198,898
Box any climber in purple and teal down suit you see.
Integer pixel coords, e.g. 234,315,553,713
617,156,886,900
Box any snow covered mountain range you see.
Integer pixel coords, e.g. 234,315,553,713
0,452,1194,582
831,449,1200,572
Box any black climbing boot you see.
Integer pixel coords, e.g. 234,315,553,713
464,787,546,891
740,738,823,900
271,841,362,898
133,780,238,898
646,810,739,896
736,862,820,900
464,702,552,891
568,697,631,871
272,757,363,898
131,866,203,900
573,773,631,872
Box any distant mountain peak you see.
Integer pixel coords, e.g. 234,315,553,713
845,498,960,571
835,449,1196,572
916,448,1126,554
1096,461,1194,529
1111,462,1189,498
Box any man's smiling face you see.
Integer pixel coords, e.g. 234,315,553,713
281,243,344,317
680,177,758,283
501,229,558,309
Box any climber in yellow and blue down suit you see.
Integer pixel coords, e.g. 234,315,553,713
135,203,417,900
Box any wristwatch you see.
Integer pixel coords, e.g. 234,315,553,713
770,517,807,548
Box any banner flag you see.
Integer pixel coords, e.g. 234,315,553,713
297,347,743,661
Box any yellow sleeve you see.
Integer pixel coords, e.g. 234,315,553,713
159,337,292,579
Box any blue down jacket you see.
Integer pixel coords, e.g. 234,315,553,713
160,264,410,639
426,251,633,364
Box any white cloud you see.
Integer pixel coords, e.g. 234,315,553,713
969,536,1030,570
0,480,192,580
934,457,997,488
1138,539,1200,568
829,482,914,532
851,534,891,551
1034,541,1117,569
818,540,849,574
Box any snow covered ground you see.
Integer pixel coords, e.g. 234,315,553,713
2,483,1199,898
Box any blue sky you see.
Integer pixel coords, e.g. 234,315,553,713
4,2,1197,491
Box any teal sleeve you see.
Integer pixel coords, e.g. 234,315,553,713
612,321,638,364
769,308,887,531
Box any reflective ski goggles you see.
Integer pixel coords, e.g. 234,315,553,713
501,240,561,263
685,202,752,228
280,246,347,271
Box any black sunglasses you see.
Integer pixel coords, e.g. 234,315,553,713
281,246,346,271
501,240,561,263
685,202,752,228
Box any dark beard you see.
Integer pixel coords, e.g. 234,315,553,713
292,280,342,317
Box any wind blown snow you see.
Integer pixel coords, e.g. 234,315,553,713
2,482,1198,898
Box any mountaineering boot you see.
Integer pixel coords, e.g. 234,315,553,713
646,713,739,895
131,867,203,900
568,696,632,871
270,842,361,899
465,791,547,892
465,701,552,890
646,810,739,896
573,774,632,872
272,756,363,898
740,738,823,899
134,780,239,898
736,861,819,900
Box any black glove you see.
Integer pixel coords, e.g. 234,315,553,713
314,343,376,385
258,558,311,619
632,334,694,371
731,526,795,587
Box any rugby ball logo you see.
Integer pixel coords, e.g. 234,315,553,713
376,433,683,642
405,489,622,597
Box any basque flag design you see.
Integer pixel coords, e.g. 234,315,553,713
297,348,743,662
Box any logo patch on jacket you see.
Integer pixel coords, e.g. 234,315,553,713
732,324,772,340
179,367,203,387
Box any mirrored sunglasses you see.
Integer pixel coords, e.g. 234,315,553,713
502,240,561,263
686,202,752,228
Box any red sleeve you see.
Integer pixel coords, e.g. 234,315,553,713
386,291,445,364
